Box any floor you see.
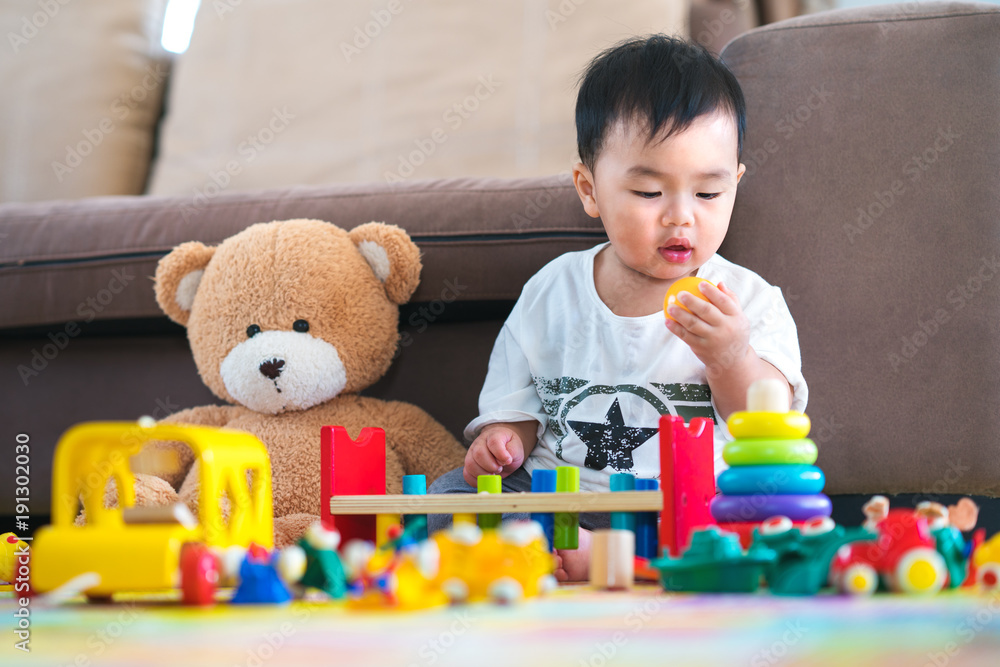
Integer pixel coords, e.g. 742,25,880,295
3,585,1000,666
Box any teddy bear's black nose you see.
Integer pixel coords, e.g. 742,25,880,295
259,358,285,380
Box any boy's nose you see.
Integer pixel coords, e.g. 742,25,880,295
660,197,694,227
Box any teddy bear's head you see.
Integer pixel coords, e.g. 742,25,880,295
154,219,421,414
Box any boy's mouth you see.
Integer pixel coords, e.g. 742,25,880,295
659,239,693,263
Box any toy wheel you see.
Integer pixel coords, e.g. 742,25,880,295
416,541,441,579
220,545,247,587
894,548,947,594
538,574,558,595
840,563,878,596
759,516,793,536
978,563,1000,590
180,542,220,606
441,577,468,603
801,516,835,537
489,576,524,604
277,545,307,585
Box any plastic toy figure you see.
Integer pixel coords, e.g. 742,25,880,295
231,544,287,604
433,521,557,604
1,533,28,592
831,507,952,595
974,532,1000,589
752,516,875,595
297,522,348,599
648,526,777,593
344,519,446,610
915,499,980,589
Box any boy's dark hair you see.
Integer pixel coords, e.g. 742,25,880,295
576,35,746,172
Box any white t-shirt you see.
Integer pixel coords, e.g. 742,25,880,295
465,243,808,492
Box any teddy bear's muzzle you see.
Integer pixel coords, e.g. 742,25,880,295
219,330,348,414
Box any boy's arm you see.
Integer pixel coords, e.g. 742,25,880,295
705,351,792,421
666,281,797,422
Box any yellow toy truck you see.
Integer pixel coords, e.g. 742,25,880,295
31,421,273,604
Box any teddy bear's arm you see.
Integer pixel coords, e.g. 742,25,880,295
374,400,467,485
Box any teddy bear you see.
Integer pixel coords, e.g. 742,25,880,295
120,218,467,547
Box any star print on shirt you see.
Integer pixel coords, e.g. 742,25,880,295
567,398,660,472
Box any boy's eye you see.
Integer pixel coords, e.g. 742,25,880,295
697,193,721,200
632,191,660,199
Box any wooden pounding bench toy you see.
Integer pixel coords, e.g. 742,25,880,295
322,412,717,560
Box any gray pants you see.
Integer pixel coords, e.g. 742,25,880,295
426,466,611,535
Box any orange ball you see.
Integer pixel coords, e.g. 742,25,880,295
664,277,715,321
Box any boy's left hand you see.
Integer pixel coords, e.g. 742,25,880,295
664,281,751,373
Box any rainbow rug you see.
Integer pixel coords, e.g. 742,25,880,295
3,586,1000,666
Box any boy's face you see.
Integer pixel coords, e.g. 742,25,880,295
573,111,746,285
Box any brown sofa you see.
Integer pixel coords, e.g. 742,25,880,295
2,2,1000,532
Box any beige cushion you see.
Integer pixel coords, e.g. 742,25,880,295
148,0,686,196
0,0,169,203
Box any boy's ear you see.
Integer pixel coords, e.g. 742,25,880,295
572,161,601,219
736,162,747,184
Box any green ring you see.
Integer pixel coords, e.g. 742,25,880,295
723,438,818,466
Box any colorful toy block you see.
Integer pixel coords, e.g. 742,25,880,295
321,425,386,544
530,469,557,549
590,529,635,590
554,467,580,550
402,475,428,542
477,475,503,529
634,478,660,559
658,415,716,556
609,473,637,532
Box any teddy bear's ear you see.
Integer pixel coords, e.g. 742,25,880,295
154,241,217,327
348,222,422,305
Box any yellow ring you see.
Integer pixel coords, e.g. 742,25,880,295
723,438,818,466
727,411,811,439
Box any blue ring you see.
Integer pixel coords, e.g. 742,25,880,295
717,464,825,495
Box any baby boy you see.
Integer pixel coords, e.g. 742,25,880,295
428,35,808,581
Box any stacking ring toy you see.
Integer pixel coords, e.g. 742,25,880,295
710,493,832,523
717,464,825,496
723,438,817,466
727,411,811,439
664,277,715,321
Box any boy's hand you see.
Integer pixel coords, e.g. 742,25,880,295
664,281,751,373
463,424,526,487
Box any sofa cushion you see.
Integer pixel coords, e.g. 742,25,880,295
0,175,605,329
720,1,1000,496
0,0,169,203
147,0,685,196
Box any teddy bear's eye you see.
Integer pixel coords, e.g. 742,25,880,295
293,319,310,333
246,324,261,338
